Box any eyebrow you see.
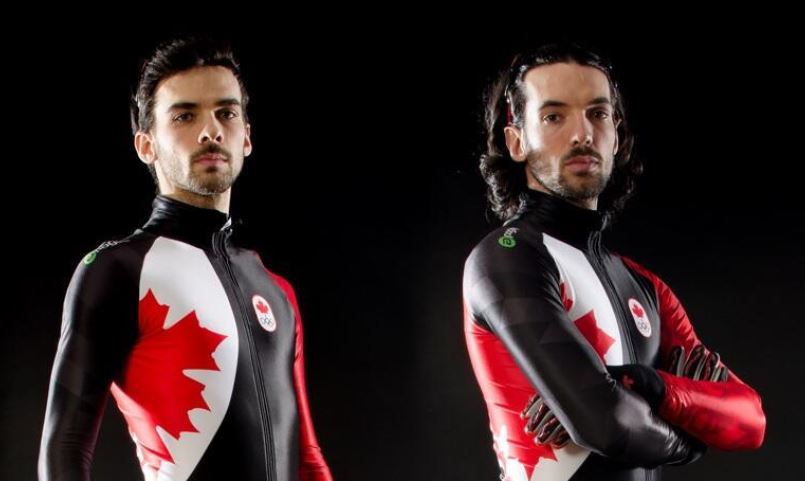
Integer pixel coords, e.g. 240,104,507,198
589,97,612,107
167,98,242,111
539,97,612,110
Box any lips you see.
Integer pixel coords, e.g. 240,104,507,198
565,155,598,166
564,155,600,173
194,153,228,164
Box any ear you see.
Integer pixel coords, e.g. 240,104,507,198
504,125,527,162
613,118,621,155
243,123,253,157
134,131,156,165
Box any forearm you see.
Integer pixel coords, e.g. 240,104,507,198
497,322,695,467
657,371,766,450
39,347,111,481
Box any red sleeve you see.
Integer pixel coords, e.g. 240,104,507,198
269,273,334,481
621,256,766,451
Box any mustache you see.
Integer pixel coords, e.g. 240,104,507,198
192,144,232,162
562,147,602,163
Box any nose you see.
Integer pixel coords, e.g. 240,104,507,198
569,113,593,147
198,114,224,144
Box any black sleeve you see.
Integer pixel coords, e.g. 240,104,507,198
463,233,695,468
38,247,138,481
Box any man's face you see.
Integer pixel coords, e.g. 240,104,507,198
138,66,252,196
505,62,619,207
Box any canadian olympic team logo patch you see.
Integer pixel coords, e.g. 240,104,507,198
252,295,277,332
628,298,652,338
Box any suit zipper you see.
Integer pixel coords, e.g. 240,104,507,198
214,229,276,481
587,235,637,364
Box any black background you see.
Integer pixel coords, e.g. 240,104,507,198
3,12,803,481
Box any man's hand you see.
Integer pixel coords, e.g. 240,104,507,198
663,344,729,464
606,364,666,410
519,363,666,449
668,344,729,381
521,393,571,448
521,344,729,449
519,362,668,449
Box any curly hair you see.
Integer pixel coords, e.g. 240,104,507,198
480,43,640,223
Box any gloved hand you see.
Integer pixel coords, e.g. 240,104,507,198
519,363,667,449
606,363,666,411
668,344,729,381
520,393,570,449
664,344,730,465
521,344,729,450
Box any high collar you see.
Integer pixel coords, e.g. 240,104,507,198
141,195,236,249
510,188,607,250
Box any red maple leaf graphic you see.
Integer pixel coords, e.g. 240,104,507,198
494,424,560,479
631,302,644,319
573,310,616,361
111,289,227,469
559,282,574,312
256,299,269,314
533,443,559,465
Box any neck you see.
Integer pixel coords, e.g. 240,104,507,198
526,179,599,210
161,188,231,215
515,188,607,249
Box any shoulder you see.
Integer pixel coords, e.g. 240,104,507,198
617,254,667,290
246,248,299,306
65,231,155,296
464,219,554,282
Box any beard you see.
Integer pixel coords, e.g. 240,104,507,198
156,143,242,196
526,146,612,203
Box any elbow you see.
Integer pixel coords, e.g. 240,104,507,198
717,387,767,451
38,432,92,481
739,391,767,451
37,450,49,481
748,414,766,450
38,432,54,481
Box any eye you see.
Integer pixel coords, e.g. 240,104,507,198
542,113,561,123
218,109,239,120
172,112,194,123
592,109,610,120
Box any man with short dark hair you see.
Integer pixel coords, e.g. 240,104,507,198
39,37,332,481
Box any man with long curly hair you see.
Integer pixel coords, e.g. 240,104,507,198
463,43,766,480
